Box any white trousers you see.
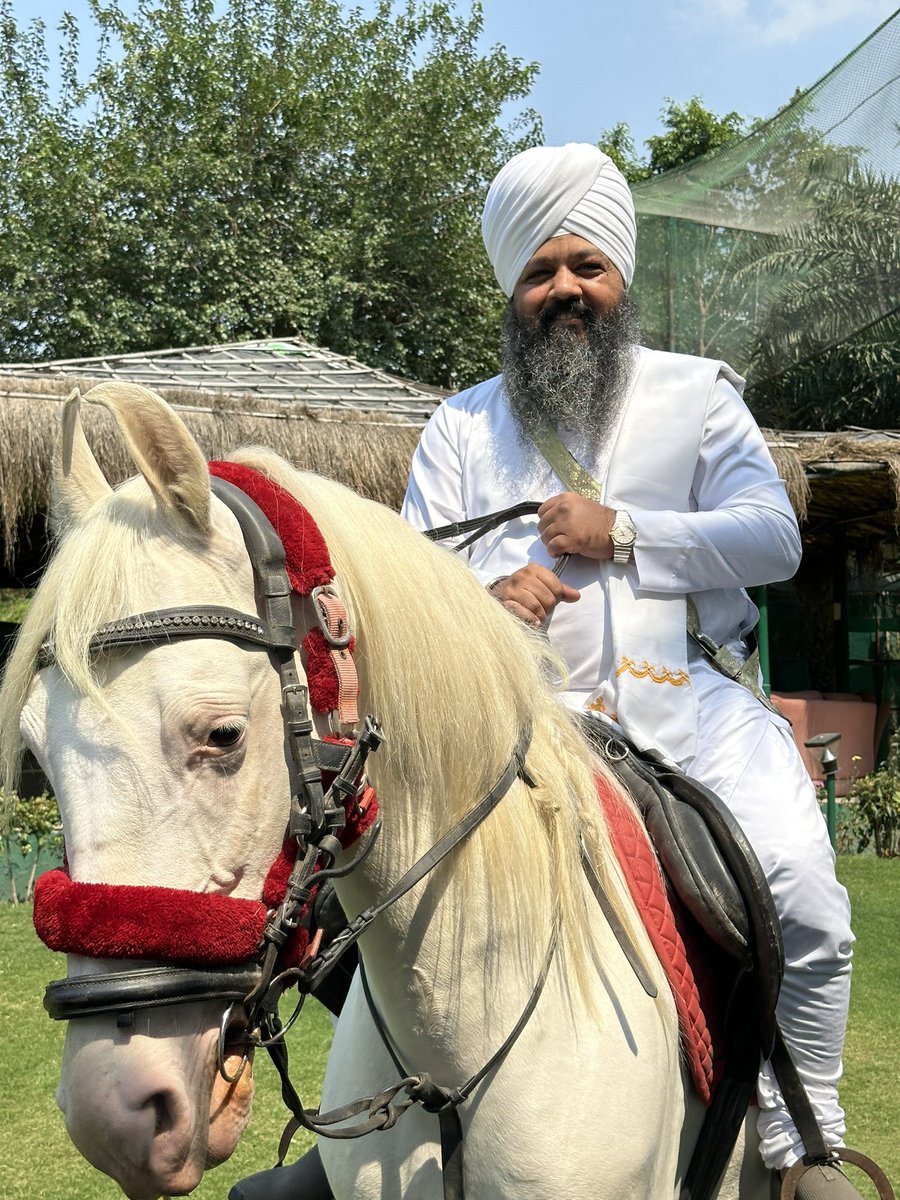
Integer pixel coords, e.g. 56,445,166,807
688,663,854,1170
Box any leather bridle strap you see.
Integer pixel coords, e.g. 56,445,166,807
207,476,332,846
44,964,262,1021
253,723,536,1155
423,503,541,551
423,501,571,580
269,912,559,1178
301,721,535,995
355,918,560,1200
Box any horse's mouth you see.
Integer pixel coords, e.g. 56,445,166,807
208,1011,257,1167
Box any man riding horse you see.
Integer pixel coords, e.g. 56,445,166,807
399,143,858,1200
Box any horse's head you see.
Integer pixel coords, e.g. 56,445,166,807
1,384,345,1197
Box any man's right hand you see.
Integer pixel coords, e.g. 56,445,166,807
489,563,581,626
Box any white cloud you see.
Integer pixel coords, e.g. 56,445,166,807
675,0,896,46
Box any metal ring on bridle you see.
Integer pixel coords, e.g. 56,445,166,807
602,736,629,762
217,1002,255,1085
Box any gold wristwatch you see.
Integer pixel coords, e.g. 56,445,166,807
609,511,637,565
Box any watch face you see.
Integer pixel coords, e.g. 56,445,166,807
611,514,636,547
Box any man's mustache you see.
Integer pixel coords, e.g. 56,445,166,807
538,299,597,331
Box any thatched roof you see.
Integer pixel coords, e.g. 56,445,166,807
5,336,446,421
766,429,900,547
0,353,897,580
0,374,431,578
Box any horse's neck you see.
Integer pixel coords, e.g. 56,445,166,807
332,768,554,1070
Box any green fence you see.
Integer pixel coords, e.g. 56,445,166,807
1,836,63,904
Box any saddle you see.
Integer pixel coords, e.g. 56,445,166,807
582,719,877,1200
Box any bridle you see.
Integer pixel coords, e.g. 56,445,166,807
38,472,384,1036
33,467,548,1195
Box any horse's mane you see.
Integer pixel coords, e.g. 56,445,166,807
0,445,655,1000
230,448,654,994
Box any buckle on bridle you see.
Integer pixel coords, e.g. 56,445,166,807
311,585,352,648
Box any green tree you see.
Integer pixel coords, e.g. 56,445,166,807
598,96,746,182
741,168,900,429
0,0,540,390
599,98,755,357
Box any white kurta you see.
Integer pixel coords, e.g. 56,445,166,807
402,352,801,755
401,347,853,1171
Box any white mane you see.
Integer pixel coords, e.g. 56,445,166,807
0,443,652,995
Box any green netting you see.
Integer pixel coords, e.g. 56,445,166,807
629,10,900,428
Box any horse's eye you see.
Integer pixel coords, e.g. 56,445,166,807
208,723,244,749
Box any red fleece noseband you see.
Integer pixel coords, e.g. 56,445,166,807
33,466,376,972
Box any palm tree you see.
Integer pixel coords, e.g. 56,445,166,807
740,168,900,429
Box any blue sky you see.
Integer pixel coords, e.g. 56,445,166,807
475,0,897,149
19,0,898,152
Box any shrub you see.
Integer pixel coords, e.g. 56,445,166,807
847,729,900,858
0,788,63,903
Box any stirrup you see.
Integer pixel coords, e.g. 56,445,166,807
780,1148,895,1200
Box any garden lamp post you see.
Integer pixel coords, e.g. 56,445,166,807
804,732,841,849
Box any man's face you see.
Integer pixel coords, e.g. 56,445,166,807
512,234,626,335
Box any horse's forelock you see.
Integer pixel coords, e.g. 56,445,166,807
0,478,203,791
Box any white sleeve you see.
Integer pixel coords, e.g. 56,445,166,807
401,401,507,587
401,401,465,532
631,377,802,592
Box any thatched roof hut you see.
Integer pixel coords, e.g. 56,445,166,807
1,338,898,588
0,338,446,583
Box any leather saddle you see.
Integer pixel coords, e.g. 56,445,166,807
582,718,785,1200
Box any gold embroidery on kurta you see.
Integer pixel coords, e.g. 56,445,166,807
586,696,618,720
616,656,691,687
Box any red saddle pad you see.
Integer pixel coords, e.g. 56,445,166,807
598,778,728,1104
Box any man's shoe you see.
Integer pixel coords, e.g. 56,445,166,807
228,1145,334,1200
788,1162,865,1200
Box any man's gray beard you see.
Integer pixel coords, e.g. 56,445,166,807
501,295,640,446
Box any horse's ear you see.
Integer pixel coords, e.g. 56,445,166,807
52,388,114,530
82,382,210,532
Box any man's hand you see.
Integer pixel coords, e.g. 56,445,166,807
490,563,580,626
537,492,617,560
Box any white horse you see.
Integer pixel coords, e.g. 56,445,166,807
0,384,770,1200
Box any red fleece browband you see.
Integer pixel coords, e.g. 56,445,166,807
208,460,356,715
33,466,376,970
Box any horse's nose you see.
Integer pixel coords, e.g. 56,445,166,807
62,1064,203,1199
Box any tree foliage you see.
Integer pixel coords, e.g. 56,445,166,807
0,0,540,389
598,97,747,183
740,169,900,429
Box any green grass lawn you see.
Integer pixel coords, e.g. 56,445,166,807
0,904,332,1200
1,859,897,1199
835,857,900,1184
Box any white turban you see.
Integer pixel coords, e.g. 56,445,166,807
482,143,637,296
